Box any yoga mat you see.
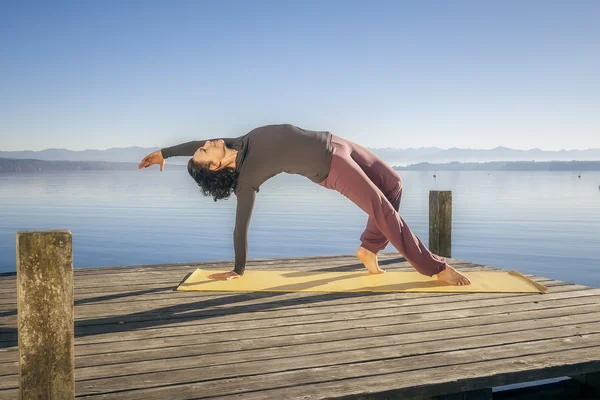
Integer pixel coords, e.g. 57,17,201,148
177,269,548,293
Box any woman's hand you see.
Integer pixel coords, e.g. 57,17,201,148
208,271,240,280
138,150,166,171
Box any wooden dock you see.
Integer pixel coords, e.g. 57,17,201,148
1,253,600,399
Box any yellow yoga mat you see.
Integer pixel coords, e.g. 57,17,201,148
177,269,548,293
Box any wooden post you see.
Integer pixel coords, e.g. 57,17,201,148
429,190,452,258
16,230,74,399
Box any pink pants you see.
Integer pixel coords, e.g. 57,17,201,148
318,135,447,276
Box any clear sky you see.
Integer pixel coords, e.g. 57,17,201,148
1,0,598,152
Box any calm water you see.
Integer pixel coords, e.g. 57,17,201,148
1,169,599,288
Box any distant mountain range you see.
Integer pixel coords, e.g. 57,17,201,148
0,146,165,164
372,146,600,165
1,145,600,166
0,159,148,172
394,161,600,171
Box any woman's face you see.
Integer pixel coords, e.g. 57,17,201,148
192,139,227,170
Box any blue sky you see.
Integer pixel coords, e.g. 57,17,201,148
1,0,598,151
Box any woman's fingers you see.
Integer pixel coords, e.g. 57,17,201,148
138,155,156,169
138,156,149,169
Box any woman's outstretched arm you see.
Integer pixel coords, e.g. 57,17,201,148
139,136,240,171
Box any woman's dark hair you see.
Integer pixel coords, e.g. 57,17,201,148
187,158,239,202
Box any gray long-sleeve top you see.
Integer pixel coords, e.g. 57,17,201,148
160,124,334,275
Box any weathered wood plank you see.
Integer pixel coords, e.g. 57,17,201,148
54,287,600,322
0,281,585,325
1,308,597,385
70,336,600,399
2,307,599,390
67,322,600,384
1,299,597,368
1,288,597,351
1,285,598,336
2,295,597,363
4,320,600,393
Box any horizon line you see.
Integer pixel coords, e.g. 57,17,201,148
2,145,600,153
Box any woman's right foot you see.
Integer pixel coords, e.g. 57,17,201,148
436,264,471,285
356,246,385,274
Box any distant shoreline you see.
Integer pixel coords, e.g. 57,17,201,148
2,158,600,173
393,161,600,171
0,158,186,172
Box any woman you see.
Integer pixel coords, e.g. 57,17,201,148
139,124,470,285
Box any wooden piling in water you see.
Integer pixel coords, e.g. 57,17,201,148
429,190,452,258
16,230,74,399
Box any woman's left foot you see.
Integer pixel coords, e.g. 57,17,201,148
435,264,471,285
356,246,385,274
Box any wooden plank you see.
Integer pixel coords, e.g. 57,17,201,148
0,307,595,380
2,288,597,349
1,288,595,354
1,289,597,355
19,284,596,322
3,308,599,392
64,321,600,385
55,287,600,322
67,334,600,398
0,297,596,358
4,318,600,393
2,301,597,363
1,285,597,335
1,299,597,366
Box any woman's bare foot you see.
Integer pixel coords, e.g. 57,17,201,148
356,246,385,274
436,264,471,285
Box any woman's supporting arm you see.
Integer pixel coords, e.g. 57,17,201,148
232,182,257,275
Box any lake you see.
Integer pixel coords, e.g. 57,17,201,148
1,169,599,288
